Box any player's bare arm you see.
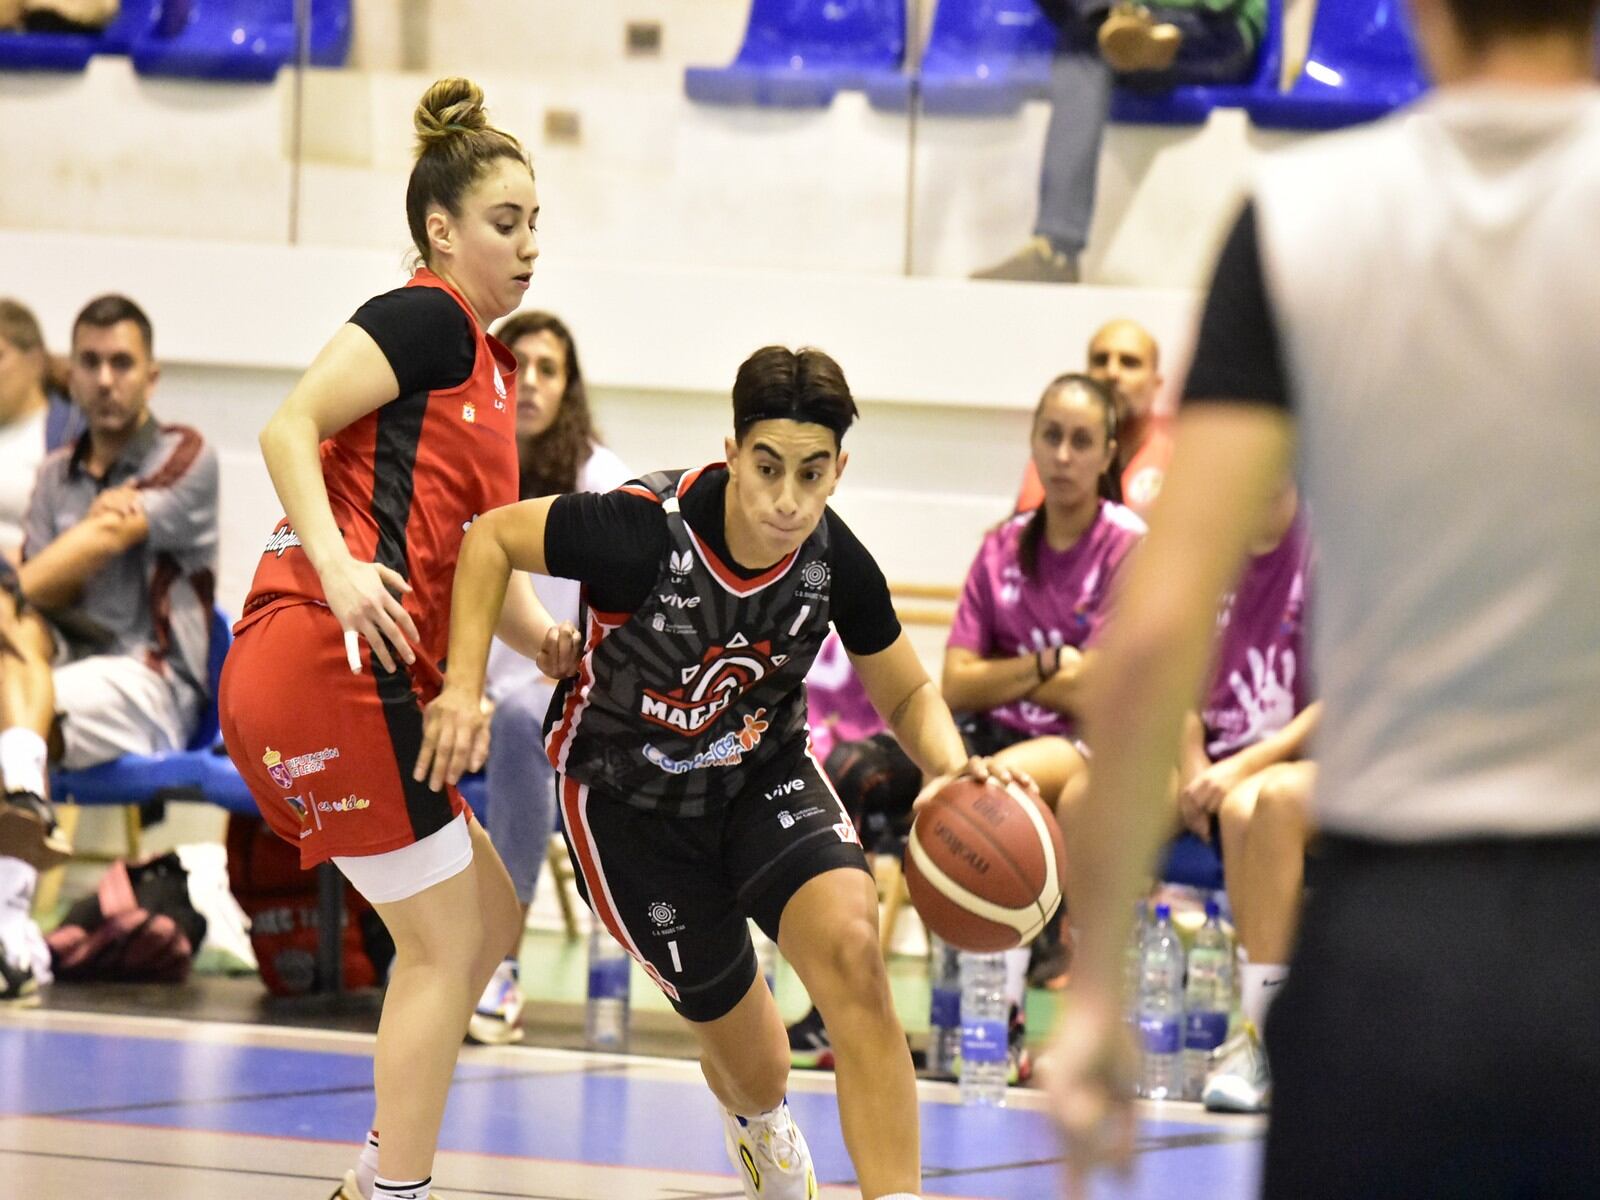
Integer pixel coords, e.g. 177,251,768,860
417,498,574,790
258,323,419,672
1045,402,1292,1188
854,631,1037,810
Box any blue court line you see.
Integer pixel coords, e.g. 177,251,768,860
0,1025,1260,1199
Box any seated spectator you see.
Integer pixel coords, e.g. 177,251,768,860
0,299,86,563
1015,317,1170,516
974,0,1267,283
469,311,630,1046
0,295,218,891
0,298,87,1004
1178,478,1317,1114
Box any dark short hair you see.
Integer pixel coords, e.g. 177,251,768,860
731,346,859,447
1444,0,1600,46
72,294,153,357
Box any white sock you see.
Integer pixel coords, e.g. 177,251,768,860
355,1129,380,1199
733,1098,789,1126
373,1175,431,1199
1241,961,1288,1030
1002,946,1029,1012
0,728,48,799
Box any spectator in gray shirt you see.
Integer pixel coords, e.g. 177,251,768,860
0,294,218,880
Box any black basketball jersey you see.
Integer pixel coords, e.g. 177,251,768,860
544,466,835,816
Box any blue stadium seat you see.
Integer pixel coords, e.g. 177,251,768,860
131,0,351,83
1248,0,1426,130
1159,832,1224,891
0,0,157,73
867,0,1056,116
1109,0,1283,126
868,0,1280,125
50,607,256,814
685,0,905,108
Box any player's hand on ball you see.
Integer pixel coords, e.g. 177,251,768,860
537,621,581,678
912,755,1041,814
321,552,419,674
1039,989,1138,1199
416,684,493,792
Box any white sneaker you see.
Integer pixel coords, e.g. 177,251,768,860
328,1170,448,1199
721,1101,819,1199
1201,1021,1271,1113
466,958,525,1046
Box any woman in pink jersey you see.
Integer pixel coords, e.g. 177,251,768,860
219,79,572,1200
943,374,1145,810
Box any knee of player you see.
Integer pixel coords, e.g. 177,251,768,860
809,914,888,1000
1218,788,1253,842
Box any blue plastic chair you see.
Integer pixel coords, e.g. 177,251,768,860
1159,831,1224,891
0,0,158,73
685,0,905,108
1109,0,1283,126
1248,0,1426,130
131,0,351,83
867,0,1056,115
50,607,254,814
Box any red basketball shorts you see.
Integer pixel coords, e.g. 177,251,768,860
218,600,465,868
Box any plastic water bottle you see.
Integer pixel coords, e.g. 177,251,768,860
1123,899,1147,1033
1137,903,1185,1100
1183,900,1234,1100
585,922,631,1052
958,950,1008,1106
927,935,962,1077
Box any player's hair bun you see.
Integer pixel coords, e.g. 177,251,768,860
414,77,489,154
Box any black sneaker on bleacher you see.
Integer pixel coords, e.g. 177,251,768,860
787,1005,834,1070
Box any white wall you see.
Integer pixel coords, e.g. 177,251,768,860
3,230,1196,653
0,7,1307,288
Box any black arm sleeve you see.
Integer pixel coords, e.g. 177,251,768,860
543,490,669,615
1183,202,1292,412
348,287,477,396
824,510,902,657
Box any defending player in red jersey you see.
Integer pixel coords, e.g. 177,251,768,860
419,346,1031,1200
218,78,574,1200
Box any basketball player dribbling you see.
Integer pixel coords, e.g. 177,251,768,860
417,345,1029,1200
218,79,576,1200
1042,1,1600,1196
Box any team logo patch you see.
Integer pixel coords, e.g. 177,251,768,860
283,794,308,824
262,746,340,791
648,902,677,927
669,548,693,578
800,560,829,589
316,795,370,814
778,811,795,829
462,401,476,424
639,632,783,736
643,708,770,774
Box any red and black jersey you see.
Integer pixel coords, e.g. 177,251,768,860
238,269,518,667
542,465,899,817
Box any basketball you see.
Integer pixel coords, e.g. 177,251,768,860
904,776,1067,952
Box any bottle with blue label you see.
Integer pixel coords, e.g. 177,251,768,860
1183,899,1233,1099
958,950,1008,1106
927,935,962,1078
585,921,631,1052
1137,902,1185,1099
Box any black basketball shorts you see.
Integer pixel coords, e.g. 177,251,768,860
557,741,872,1023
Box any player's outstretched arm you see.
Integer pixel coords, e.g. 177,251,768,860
416,499,568,790
1044,402,1292,1195
852,632,1035,807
